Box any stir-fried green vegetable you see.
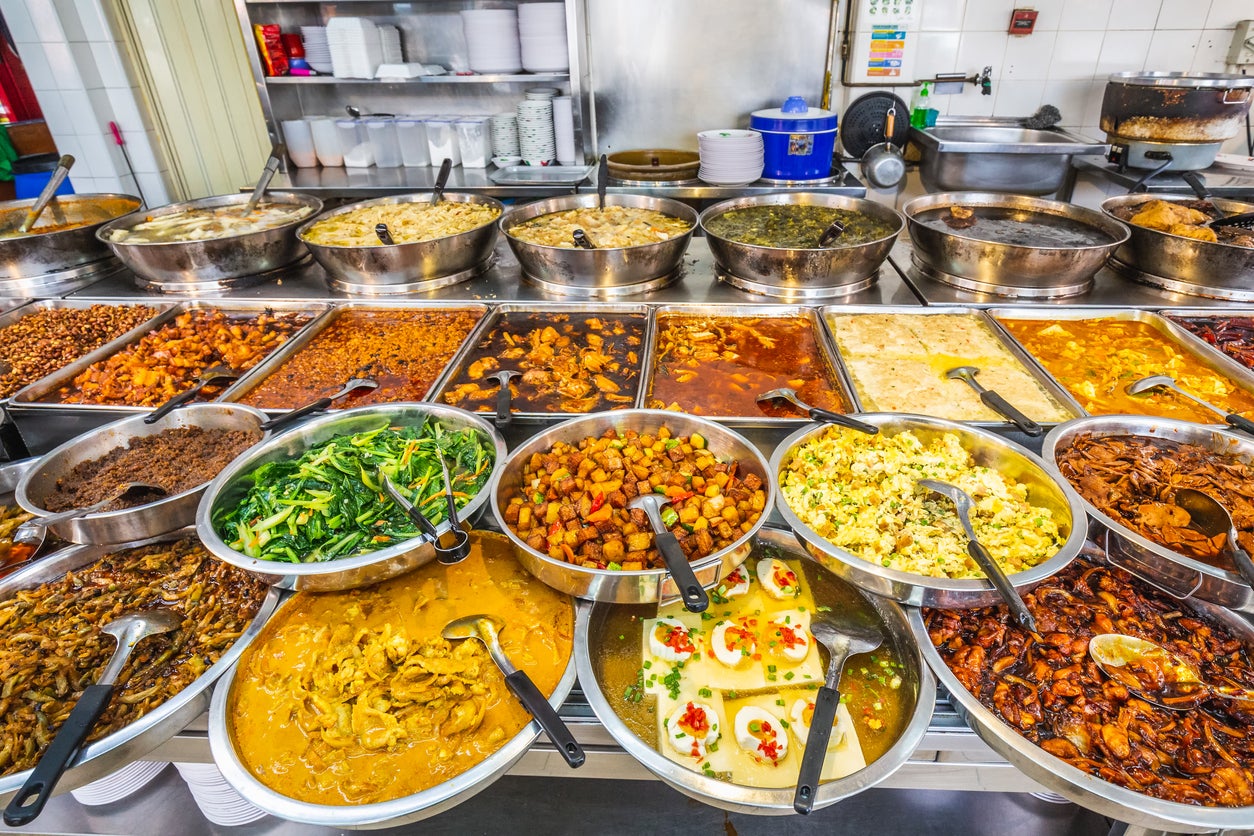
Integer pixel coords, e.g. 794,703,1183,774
213,418,495,563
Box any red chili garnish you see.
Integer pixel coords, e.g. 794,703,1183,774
589,491,605,513
659,623,695,654
776,624,804,649
772,565,797,592
724,625,753,652
680,701,710,736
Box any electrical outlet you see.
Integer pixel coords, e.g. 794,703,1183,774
1229,20,1254,65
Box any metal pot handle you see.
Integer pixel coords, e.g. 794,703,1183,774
1222,88,1251,105
1101,530,1203,600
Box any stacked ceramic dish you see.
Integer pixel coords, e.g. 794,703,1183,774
518,2,568,72
175,763,267,827
70,761,169,806
327,17,382,79
517,98,556,165
460,9,522,74
300,26,332,74
698,129,765,185
491,112,521,158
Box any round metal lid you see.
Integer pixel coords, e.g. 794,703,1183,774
1106,71,1254,89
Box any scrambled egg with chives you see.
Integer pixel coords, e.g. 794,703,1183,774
302,201,501,247
779,427,1063,579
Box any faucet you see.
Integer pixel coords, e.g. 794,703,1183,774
979,66,993,96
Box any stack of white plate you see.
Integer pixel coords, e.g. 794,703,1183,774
491,112,521,157
517,98,556,165
697,129,765,185
174,763,267,828
70,761,169,807
301,26,332,74
327,17,382,80
378,24,403,64
460,9,522,74
518,3,568,73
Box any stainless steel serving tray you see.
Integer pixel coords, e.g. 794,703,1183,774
220,301,492,415
1042,415,1254,614
196,403,506,591
208,550,579,829
430,302,654,423
770,413,1088,608
6,300,332,451
0,530,280,806
818,305,1084,431
986,307,1254,425
908,546,1254,832
1155,307,1254,374
640,304,856,428
575,525,936,816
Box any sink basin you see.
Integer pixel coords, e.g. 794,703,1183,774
912,120,1108,195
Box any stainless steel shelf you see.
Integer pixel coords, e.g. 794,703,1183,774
265,73,570,85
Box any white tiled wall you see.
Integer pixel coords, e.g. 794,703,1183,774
0,0,171,205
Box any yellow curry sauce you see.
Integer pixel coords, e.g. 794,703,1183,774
998,317,1254,422
229,532,573,806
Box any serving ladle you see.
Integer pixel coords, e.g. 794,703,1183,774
3,608,181,826
793,618,882,814
242,148,283,216
12,482,168,561
627,493,708,613
442,614,585,769
571,228,595,249
1126,374,1254,435
1088,633,1254,710
816,219,846,247
1,154,73,236
1172,488,1254,588
144,364,240,424
945,366,1042,436
259,377,379,432
486,369,521,427
430,157,453,205
374,222,395,245
918,479,1037,633
756,387,878,434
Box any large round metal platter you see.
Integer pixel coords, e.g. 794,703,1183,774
196,403,506,591
0,531,279,805
909,549,1254,832
575,527,935,815
1042,415,1254,614
491,410,774,604
208,530,577,829
770,413,1087,608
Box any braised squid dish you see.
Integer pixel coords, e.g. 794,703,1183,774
229,531,573,806
1169,315,1254,372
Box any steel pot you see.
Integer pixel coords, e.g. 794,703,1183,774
1101,72,1254,144
0,193,140,282
606,149,700,183
860,141,905,189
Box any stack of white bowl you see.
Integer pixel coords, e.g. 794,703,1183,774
70,761,169,806
327,17,382,79
518,3,568,73
517,98,556,165
174,763,267,827
460,9,522,74
491,112,521,158
301,26,332,74
697,129,765,185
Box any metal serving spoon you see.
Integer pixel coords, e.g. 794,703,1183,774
626,493,708,613
259,377,379,432
1088,633,1254,710
918,479,1037,633
242,148,283,216
374,222,395,245
442,614,585,769
1126,374,1254,435
430,157,453,205
945,366,1041,436
756,388,878,434
144,364,240,424
1172,488,1254,588
486,369,521,427
12,482,168,559
571,228,595,249
3,608,181,826
793,618,882,814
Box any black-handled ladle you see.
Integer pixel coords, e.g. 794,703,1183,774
596,153,608,210
571,228,595,249
487,369,521,426
431,158,453,205
627,493,707,612
756,387,878,434
144,364,240,425
375,223,395,245
816,220,846,247
3,608,181,826
1126,374,1254,436
945,366,1042,436
259,377,379,432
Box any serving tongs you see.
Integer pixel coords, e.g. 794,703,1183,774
144,364,240,424
0,155,74,236
1125,374,1254,435
756,387,878,434
945,366,1041,436
377,457,470,565
2,608,181,826
259,377,379,432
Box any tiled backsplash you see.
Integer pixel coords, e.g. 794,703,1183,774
0,0,171,205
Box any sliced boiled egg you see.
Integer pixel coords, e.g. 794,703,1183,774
757,558,801,600
790,698,814,744
710,620,756,668
716,566,751,599
649,617,697,663
734,706,789,765
767,616,810,662
665,700,721,760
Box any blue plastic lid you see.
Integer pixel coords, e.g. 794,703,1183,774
750,97,837,132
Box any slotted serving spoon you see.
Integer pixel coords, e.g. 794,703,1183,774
1126,374,1254,435
756,388,878,434
259,377,379,432
1089,633,1254,710
12,482,168,559
3,608,181,825
144,364,240,424
442,614,585,768
1172,488,1254,588
793,618,882,814
486,369,521,426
